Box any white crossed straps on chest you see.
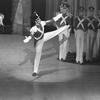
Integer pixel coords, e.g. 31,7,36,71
87,18,95,30
60,15,68,25
77,17,85,30
36,26,44,34
34,26,44,40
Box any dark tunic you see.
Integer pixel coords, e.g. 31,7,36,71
30,23,44,47
87,16,98,32
74,16,88,32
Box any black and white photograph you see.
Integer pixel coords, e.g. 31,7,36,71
0,0,100,100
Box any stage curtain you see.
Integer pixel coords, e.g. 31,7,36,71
45,0,99,19
22,0,31,36
12,0,23,35
45,0,60,20
12,0,31,35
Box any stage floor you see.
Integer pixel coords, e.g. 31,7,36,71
0,34,100,100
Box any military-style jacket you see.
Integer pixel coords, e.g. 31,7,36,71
48,12,72,29
30,21,46,46
74,16,88,32
87,16,98,31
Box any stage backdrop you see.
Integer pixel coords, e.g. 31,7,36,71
45,0,99,19
12,0,45,35
12,0,99,35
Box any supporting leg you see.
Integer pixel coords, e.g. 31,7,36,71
32,39,44,76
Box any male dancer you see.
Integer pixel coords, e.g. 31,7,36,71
86,6,98,63
54,1,72,61
23,12,69,76
74,6,88,64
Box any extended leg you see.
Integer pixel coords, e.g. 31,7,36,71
44,26,69,42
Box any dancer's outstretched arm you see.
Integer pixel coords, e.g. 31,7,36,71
45,13,62,26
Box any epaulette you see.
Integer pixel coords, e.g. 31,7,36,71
83,16,86,19
93,16,98,21
86,17,89,20
67,12,72,17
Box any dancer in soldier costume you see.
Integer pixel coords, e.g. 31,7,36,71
74,6,88,64
53,1,73,61
23,12,69,76
86,6,98,63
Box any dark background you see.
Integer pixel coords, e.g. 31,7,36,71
31,0,56,32
0,0,46,25
0,0,12,25
31,0,46,21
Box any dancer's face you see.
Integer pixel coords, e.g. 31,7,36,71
89,11,94,16
79,11,84,16
60,7,66,14
35,17,41,24
60,6,64,13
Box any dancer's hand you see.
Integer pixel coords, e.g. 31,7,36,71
23,36,31,43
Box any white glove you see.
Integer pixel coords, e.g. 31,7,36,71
23,36,32,43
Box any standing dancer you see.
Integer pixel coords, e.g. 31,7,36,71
23,12,69,76
54,1,72,61
86,6,98,63
74,6,88,64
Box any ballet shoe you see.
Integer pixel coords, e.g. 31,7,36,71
32,72,37,76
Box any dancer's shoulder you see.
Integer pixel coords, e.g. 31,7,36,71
30,26,37,32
